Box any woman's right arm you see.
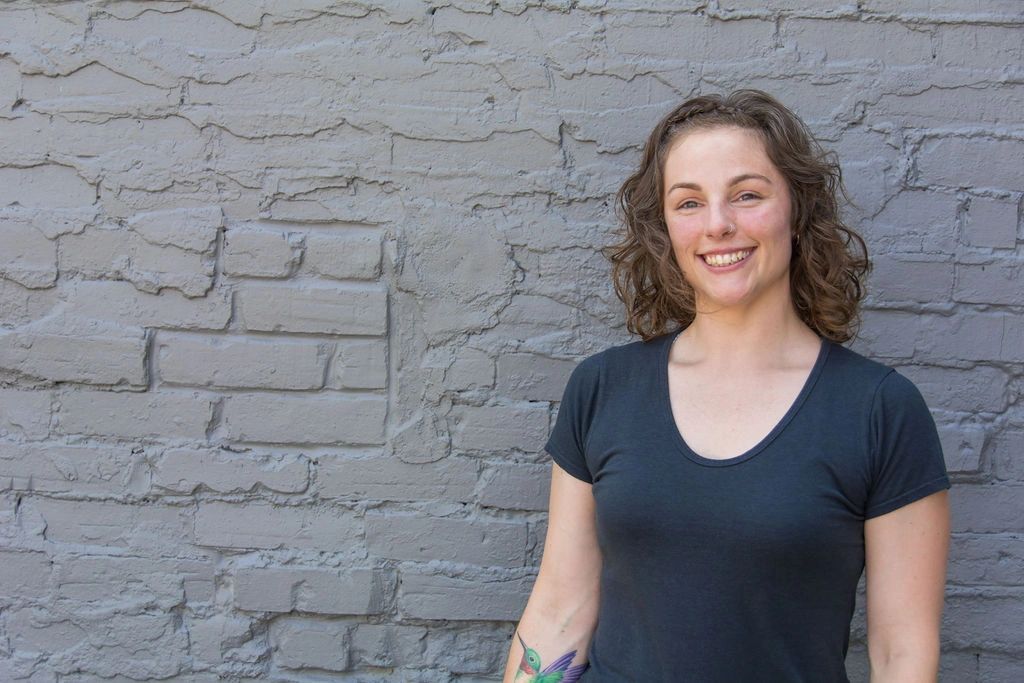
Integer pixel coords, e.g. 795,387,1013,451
501,462,602,682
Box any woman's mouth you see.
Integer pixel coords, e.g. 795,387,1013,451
699,247,755,270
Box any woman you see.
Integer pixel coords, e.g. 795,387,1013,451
502,90,951,682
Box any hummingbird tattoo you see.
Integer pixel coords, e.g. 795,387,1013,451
513,631,588,682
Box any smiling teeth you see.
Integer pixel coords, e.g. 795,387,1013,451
702,249,752,266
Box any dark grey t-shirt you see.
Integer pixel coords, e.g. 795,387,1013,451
544,328,951,682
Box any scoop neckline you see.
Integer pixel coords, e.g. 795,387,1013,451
659,328,831,467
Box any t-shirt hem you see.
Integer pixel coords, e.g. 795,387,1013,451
864,475,951,519
544,442,593,484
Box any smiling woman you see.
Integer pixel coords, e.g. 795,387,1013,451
662,126,794,315
503,90,952,683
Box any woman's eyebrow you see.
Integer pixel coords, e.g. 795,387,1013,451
666,173,774,194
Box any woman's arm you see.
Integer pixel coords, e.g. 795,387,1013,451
864,489,951,682
502,463,602,682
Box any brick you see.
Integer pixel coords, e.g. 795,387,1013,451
868,254,954,303
222,393,386,445
64,280,231,330
391,131,561,182
270,616,350,671
978,651,1024,683
53,612,188,678
398,570,532,621
988,430,1024,482
944,589,1024,652
430,6,602,78
223,226,303,277
963,196,1019,249
948,534,1024,586
0,551,51,599
868,82,1024,130
858,0,1024,20
195,501,360,551
303,230,382,280
60,222,217,298
386,400,454,464
954,262,1023,306
186,73,349,138
22,62,176,117
212,126,391,189
33,120,208,212
497,353,580,401
0,277,60,328
262,179,402,225
0,217,57,288
53,556,213,607
0,442,141,495
451,404,549,452
866,189,959,254
415,623,510,675
0,50,20,110
444,346,494,391
489,293,577,342
186,613,257,669
91,7,253,52
33,498,194,549
351,623,394,667
419,297,497,344
937,421,983,474
950,484,1024,534
904,365,1010,415
913,312,1004,363
127,206,223,253
0,388,52,439
934,24,1024,69
331,339,387,389
5,606,89,655
237,282,387,335
717,0,846,12
839,157,891,219
57,389,213,440
998,312,1024,363
606,12,775,63
157,333,327,390
151,447,308,494
779,17,934,64
235,566,387,615
478,462,550,511
554,73,683,154
0,165,94,208
358,620,513,675
916,136,1024,192
397,216,515,320
364,513,526,566
0,313,147,386
314,453,477,503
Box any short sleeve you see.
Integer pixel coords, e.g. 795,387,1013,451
864,370,951,519
544,354,603,484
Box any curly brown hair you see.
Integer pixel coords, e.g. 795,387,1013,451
603,89,870,343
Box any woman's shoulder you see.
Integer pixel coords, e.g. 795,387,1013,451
594,329,674,362
821,340,914,396
565,330,674,391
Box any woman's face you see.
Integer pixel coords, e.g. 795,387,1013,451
662,125,795,315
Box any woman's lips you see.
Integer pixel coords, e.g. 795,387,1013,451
699,247,755,272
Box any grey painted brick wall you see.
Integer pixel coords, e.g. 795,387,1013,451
0,0,1021,680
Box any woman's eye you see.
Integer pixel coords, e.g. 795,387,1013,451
678,200,699,210
737,192,759,201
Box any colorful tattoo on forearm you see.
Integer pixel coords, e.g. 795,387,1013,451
513,630,589,682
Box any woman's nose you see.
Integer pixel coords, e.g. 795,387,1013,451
706,202,736,237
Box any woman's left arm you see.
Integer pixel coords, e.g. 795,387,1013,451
864,489,951,683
